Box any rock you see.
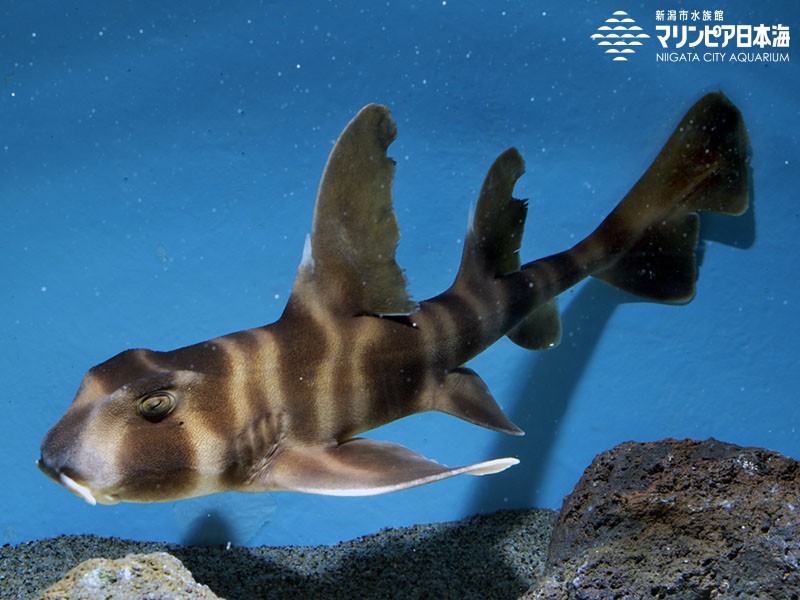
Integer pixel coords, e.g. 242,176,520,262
526,438,800,599
37,551,222,599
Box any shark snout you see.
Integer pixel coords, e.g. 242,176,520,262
36,457,120,505
38,417,121,506
36,458,95,505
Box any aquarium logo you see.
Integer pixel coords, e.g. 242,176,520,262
653,9,791,64
590,10,651,62
591,9,791,65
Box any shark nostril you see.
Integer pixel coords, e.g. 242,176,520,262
36,459,102,505
36,457,61,482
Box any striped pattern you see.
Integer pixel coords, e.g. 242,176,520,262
38,92,750,505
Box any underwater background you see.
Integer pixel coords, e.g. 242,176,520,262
3,0,798,547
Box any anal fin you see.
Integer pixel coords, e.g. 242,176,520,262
431,367,524,435
507,298,562,350
266,439,518,496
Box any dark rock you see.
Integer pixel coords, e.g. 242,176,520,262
526,438,800,599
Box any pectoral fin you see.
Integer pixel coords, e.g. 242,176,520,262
266,438,518,496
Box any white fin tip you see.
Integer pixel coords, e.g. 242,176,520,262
300,233,315,272
467,202,476,233
466,457,520,476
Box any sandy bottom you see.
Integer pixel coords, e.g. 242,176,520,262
2,508,557,600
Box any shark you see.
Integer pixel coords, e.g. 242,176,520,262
38,92,750,506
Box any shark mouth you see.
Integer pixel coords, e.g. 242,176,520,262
36,459,119,506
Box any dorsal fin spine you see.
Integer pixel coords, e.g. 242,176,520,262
300,234,315,272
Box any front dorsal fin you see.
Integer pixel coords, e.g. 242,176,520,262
286,104,417,317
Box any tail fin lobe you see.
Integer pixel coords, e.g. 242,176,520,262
592,91,750,303
595,213,700,303
672,92,750,216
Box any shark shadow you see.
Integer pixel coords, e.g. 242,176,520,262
468,187,756,515
172,509,553,600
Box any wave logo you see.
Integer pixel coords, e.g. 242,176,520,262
591,10,651,61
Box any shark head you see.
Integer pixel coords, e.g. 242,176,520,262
37,344,259,504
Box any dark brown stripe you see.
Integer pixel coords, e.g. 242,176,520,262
355,318,429,434
156,339,238,443
270,301,331,443
83,348,161,402
116,408,198,502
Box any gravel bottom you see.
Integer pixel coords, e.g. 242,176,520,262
1,508,557,600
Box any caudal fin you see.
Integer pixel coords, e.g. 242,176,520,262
590,91,750,303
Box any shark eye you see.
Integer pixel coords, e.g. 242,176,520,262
138,391,176,422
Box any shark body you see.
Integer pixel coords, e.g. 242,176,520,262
38,93,750,506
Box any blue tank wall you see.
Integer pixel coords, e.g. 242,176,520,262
2,0,798,546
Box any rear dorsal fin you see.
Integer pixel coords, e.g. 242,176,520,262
286,104,417,317
452,148,556,349
456,148,528,283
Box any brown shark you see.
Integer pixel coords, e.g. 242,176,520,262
38,92,750,506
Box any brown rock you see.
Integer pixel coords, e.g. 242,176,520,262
37,551,222,599
526,438,800,599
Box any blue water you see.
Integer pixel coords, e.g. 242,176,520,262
3,1,798,547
